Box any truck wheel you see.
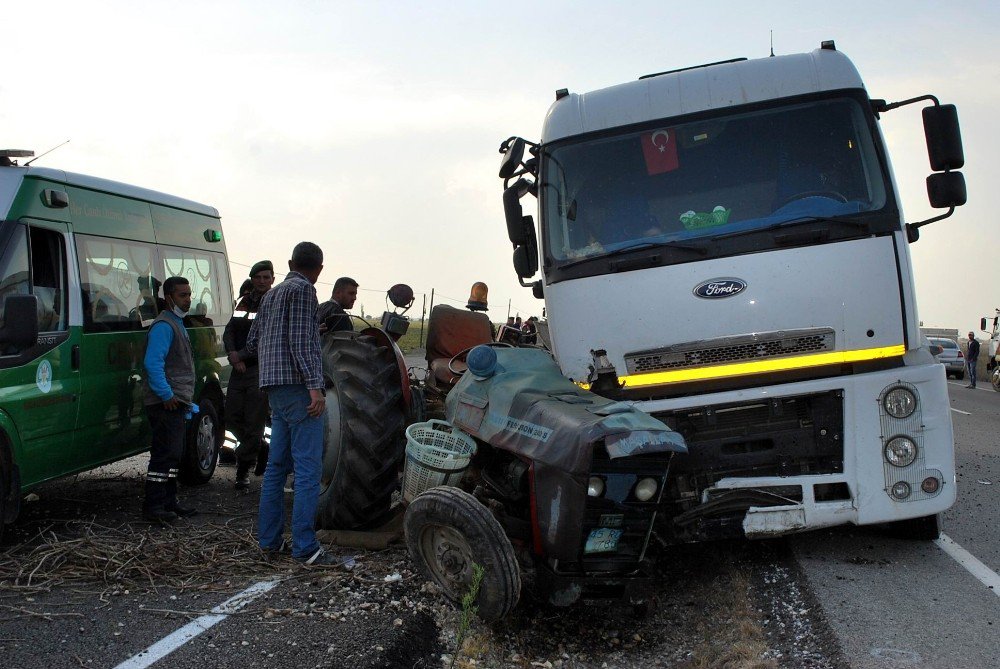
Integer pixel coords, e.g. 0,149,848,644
884,513,941,541
404,486,521,622
991,368,1000,391
317,331,406,530
179,398,221,485
0,456,8,545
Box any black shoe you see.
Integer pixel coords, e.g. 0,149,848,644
263,539,291,558
168,503,198,518
235,463,251,490
295,547,341,566
143,508,178,524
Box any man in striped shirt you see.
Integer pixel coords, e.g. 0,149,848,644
244,242,337,565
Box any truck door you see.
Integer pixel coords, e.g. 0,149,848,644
0,221,82,486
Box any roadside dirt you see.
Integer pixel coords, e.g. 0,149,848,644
0,458,846,668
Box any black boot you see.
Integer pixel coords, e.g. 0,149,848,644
235,462,251,490
143,478,177,523
164,479,198,517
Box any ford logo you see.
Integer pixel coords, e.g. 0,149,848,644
693,278,747,299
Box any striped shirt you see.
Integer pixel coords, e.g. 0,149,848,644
244,271,323,389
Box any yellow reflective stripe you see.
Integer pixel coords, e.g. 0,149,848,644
578,344,906,390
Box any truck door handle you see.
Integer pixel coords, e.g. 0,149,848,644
71,345,80,370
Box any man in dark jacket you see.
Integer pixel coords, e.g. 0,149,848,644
966,331,981,389
224,260,275,488
142,276,198,523
317,277,358,334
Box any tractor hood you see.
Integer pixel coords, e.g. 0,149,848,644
544,236,907,390
445,347,685,560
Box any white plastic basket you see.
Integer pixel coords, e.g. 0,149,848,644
402,419,477,503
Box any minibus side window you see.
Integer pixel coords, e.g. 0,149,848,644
76,235,158,332
0,225,30,329
160,247,229,327
27,227,68,332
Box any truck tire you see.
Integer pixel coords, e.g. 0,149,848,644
317,331,406,530
0,456,8,545
884,513,941,541
404,486,521,622
179,398,221,485
992,368,1000,391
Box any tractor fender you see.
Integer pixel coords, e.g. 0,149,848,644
359,326,412,412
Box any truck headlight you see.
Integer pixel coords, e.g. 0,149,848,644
634,477,658,502
890,481,912,500
884,436,917,467
883,387,917,418
588,476,605,497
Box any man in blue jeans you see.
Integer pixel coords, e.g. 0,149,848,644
966,331,981,389
244,241,337,565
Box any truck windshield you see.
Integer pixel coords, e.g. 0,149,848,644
541,97,888,265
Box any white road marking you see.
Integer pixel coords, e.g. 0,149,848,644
113,579,280,669
950,408,971,415
947,381,994,393
935,534,1000,599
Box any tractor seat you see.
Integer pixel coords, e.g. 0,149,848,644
425,305,493,388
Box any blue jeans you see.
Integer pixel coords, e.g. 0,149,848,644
258,384,324,559
968,359,978,387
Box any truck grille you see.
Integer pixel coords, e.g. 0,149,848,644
625,328,835,374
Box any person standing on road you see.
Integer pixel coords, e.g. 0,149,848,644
966,331,981,388
245,242,338,565
223,260,275,490
141,276,198,523
317,276,359,334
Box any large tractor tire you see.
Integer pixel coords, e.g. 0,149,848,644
404,486,521,622
317,331,406,530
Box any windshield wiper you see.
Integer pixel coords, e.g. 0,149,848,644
710,216,870,243
559,240,708,270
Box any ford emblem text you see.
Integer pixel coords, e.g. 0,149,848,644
693,278,747,299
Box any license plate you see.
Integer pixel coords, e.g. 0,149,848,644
584,527,623,554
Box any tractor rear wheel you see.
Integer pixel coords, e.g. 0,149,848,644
317,331,406,530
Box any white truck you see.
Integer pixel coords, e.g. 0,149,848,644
499,40,966,543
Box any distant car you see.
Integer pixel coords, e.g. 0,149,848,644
928,337,964,379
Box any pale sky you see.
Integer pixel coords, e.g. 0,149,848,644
2,1,997,329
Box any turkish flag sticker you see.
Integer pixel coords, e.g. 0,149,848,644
641,129,679,175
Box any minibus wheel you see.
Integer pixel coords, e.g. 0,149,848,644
884,513,941,541
404,486,521,622
179,398,221,485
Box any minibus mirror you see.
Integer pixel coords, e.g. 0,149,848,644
499,137,526,179
923,104,964,172
927,171,967,208
0,294,39,349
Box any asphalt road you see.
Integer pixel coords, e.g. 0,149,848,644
790,380,1000,669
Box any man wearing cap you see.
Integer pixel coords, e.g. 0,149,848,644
224,260,275,489
317,277,358,334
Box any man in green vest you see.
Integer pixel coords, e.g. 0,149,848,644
141,276,198,523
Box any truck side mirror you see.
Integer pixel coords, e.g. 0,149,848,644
927,171,967,208
981,317,988,332
513,233,538,280
504,178,533,244
923,104,964,172
0,294,40,349
499,137,526,179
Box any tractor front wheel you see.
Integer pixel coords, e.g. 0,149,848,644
404,486,521,622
